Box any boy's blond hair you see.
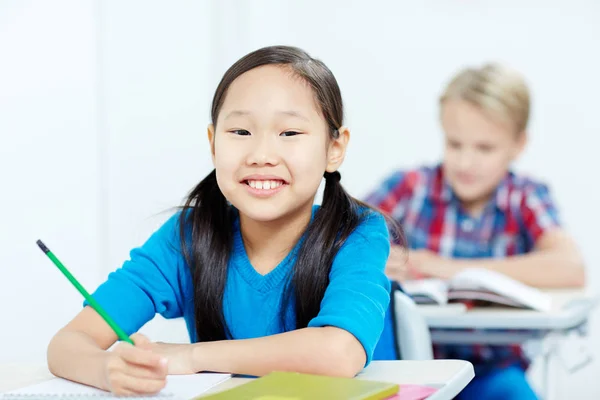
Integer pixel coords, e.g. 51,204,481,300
440,63,530,134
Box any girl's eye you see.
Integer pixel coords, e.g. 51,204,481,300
231,129,251,136
280,131,302,137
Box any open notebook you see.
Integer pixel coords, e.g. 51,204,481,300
1,373,231,399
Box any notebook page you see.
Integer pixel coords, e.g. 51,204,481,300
3,373,231,399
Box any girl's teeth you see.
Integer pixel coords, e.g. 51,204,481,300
248,180,283,190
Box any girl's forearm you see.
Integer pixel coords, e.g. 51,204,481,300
191,327,365,378
47,329,110,390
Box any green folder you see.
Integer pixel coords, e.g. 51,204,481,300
196,371,399,400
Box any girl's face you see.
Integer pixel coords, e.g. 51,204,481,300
209,65,348,223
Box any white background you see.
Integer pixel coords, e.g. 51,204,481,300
1,0,599,397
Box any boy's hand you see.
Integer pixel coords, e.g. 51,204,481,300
408,249,458,280
385,245,423,281
103,333,167,396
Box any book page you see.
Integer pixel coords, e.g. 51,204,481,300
5,373,231,399
449,268,552,311
401,279,449,305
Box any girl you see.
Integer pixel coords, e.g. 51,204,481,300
47,46,392,396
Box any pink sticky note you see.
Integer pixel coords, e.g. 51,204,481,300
385,384,438,400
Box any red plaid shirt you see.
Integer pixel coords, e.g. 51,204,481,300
366,164,561,375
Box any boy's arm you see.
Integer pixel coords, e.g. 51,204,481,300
411,182,586,288
466,228,584,287
412,228,584,288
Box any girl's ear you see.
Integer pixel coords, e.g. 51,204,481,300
207,124,216,164
325,126,350,173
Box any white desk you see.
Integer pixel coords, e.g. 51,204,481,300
0,360,474,400
419,289,596,338
415,289,597,400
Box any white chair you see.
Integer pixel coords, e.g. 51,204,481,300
391,285,434,360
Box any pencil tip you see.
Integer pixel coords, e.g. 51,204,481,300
36,240,50,253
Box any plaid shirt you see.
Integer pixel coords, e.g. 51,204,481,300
365,164,560,375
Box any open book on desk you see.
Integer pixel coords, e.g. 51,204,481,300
402,268,552,312
2,373,231,399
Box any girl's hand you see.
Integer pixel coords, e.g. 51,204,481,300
146,341,199,375
102,333,168,396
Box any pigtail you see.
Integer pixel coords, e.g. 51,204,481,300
179,169,232,342
291,171,366,329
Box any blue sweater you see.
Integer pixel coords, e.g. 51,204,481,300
89,206,391,364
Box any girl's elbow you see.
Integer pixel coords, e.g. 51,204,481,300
336,351,365,378
46,332,62,376
326,334,366,378
336,357,365,378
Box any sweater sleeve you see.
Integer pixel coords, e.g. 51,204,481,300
307,211,391,366
85,213,188,335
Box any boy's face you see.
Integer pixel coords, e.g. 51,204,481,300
441,100,526,208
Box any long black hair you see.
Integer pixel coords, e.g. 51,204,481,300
179,45,402,342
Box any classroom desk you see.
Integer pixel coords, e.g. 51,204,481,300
415,289,598,400
0,360,474,400
419,289,596,338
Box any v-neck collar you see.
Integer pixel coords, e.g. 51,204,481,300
230,216,303,293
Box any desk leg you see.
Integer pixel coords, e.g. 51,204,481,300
539,334,561,400
541,350,552,400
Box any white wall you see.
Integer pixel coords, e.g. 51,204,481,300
0,0,101,363
2,0,599,397
99,0,215,342
101,0,213,268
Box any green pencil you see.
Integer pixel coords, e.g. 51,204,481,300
36,240,134,345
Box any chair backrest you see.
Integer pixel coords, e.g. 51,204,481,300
391,285,434,360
